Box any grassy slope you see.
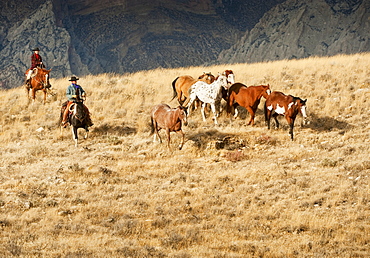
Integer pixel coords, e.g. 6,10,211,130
0,53,369,257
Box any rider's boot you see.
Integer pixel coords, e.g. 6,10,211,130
61,110,69,128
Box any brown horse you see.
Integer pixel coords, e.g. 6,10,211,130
171,72,215,106
25,67,52,104
227,83,271,125
150,104,188,150
264,91,307,140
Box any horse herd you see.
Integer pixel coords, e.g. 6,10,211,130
23,68,307,148
151,70,308,150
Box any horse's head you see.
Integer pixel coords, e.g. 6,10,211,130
216,73,229,89
222,70,235,85
199,72,215,84
295,98,308,119
34,68,52,89
261,84,271,99
177,106,188,126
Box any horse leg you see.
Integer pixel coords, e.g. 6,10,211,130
177,130,185,150
154,125,162,143
166,129,171,150
43,89,47,105
287,116,295,140
186,98,194,117
25,86,31,104
201,103,207,122
264,105,272,129
245,106,255,125
84,127,89,139
31,88,36,104
273,113,280,129
72,126,78,147
210,103,218,125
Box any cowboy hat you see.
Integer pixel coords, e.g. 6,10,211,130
69,76,79,81
32,47,40,51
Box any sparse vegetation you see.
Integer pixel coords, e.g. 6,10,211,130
0,53,369,257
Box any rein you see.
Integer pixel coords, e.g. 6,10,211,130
30,69,50,89
72,102,87,122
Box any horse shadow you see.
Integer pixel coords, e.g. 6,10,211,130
304,112,352,132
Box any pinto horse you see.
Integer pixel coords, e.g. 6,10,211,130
25,68,52,104
171,72,215,106
150,104,188,150
184,74,228,125
226,83,271,125
264,91,307,140
60,94,91,147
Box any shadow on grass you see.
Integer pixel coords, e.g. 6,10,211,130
91,123,137,136
305,112,353,132
187,129,246,150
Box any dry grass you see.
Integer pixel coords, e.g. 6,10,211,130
0,53,370,257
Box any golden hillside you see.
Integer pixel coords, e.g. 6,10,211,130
0,53,369,256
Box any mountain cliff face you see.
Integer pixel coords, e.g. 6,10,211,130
0,0,368,89
217,0,370,64
0,0,282,89
0,1,71,88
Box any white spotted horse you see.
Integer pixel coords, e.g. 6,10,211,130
171,72,215,106
183,74,229,125
264,91,307,140
150,104,188,150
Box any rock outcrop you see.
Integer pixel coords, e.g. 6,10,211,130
0,0,282,89
217,0,370,64
0,1,71,89
0,0,368,89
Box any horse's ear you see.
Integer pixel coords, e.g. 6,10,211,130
48,69,52,72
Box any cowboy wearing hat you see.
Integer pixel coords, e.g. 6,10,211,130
25,47,45,87
61,76,93,127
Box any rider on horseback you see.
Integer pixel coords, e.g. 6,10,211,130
61,76,93,128
25,47,45,87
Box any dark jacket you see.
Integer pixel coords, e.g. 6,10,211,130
31,53,43,69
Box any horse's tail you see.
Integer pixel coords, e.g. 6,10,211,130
150,116,155,135
171,77,179,101
226,89,233,114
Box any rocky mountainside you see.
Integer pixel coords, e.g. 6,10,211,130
0,0,368,89
0,0,282,89
217,0,370,64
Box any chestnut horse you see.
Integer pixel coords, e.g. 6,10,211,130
227,83,271,125
264,91,307,140
150,104,188,150
171,72,215,106
25,68,52,104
